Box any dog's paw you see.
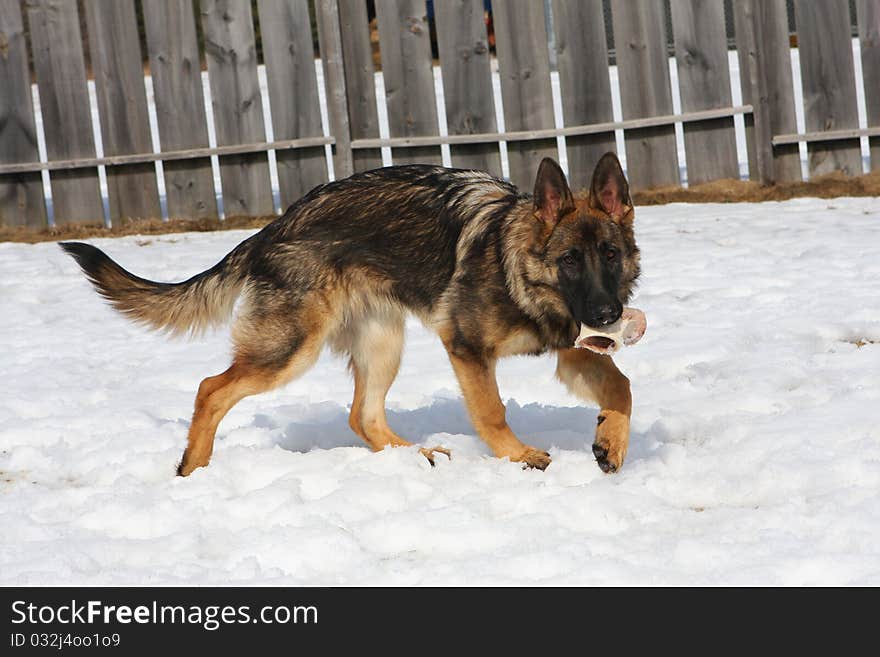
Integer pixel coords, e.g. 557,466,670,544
176,450,211,477
515,446,552,471
419,445,452,466
177,460,205,477
593,410,629,473
591,442,621,473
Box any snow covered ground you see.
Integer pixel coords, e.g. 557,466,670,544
2,196,879,585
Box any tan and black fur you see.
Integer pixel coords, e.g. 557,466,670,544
61,153,640,476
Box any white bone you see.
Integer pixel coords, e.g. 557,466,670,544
574,307,647,355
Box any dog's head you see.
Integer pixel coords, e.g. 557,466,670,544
521,153,640,330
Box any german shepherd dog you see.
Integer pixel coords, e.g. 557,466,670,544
61,153,639,476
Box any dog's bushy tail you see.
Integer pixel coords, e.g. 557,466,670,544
60,240,252,337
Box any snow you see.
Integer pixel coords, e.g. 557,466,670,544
2,197,880,585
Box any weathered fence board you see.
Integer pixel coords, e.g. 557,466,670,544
200,0,274,216
857,0,880,171
491,0,557,189
734,0,801,183
434,0,502,176
794,0,862,177
315,0,353,179
143,0,218,220
85,0,161,223
258,0,327,206
375,0,442,166
611,0,680,190
26,0,103,225
670,0,739,183
551,0,615,187
334,0,381,173
0,0,47,228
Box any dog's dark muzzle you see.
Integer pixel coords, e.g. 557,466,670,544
582,301,622,328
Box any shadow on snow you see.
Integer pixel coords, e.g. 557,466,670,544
251,398,605,455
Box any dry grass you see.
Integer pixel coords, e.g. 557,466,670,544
3,170,879,244
634,170,880,205
0,215,277,244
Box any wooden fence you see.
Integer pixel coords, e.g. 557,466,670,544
1,0,879,230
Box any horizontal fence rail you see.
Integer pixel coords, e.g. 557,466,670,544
0,138,337,175
0,0,878,230
350,106,755,149
771,127,880,146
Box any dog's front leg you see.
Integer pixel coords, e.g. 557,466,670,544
556,348,632,473
445,351,551,470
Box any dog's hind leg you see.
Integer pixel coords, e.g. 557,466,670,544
177,296,328,476
178,362,272,476
347,311,450,465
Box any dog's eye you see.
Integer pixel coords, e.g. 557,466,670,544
606,248,618,261
561,252,577,267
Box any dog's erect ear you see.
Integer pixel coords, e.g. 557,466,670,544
533,158,574,225
590,152,631,220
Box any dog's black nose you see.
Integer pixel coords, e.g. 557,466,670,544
596,304,620,326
